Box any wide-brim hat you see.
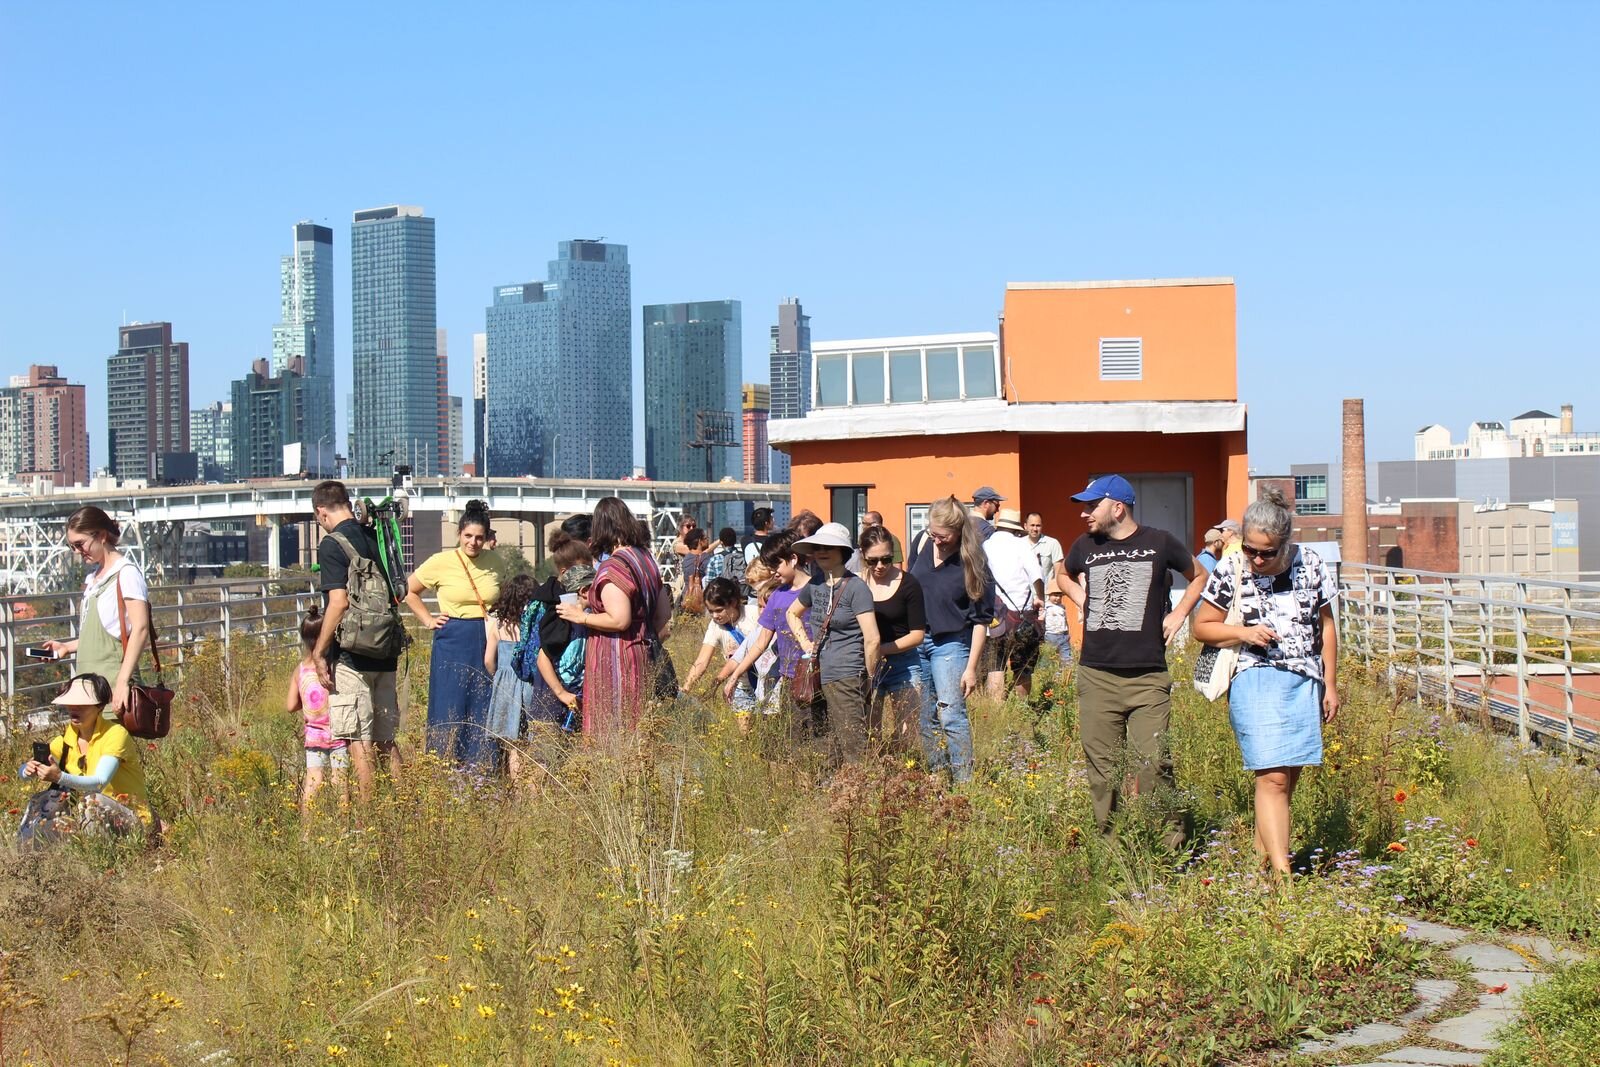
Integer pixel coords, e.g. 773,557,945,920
995,508,1026,533
52,676,104,706
794,522,856,555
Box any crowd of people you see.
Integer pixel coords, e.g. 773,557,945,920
19,479,1339,874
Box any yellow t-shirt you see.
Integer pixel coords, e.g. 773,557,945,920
52,719,151,823
414,549,501,619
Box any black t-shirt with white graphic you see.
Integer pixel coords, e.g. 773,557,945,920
1064,525,1193,670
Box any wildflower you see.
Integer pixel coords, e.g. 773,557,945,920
477,1004,496,1018
326,1046,348,1059
1387,842,1407,853
1465,837,1478,848
1485,982,1509,994
1033,995,1056,1005
466,908,479,919
1025,1017,1039,1027
1393,788,1408,804
1016,905,1054,922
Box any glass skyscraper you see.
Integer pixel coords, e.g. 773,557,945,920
270,222,334,470
485,240,631,478
643,300,741,485
768,297,811,515
351,205,437,476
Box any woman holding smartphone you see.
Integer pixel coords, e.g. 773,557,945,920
40,506,152,721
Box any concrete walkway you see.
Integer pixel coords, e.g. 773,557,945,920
1288,915,1587,1065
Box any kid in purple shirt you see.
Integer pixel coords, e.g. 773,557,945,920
723,531,811,704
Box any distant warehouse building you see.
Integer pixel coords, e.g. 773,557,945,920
769,277,1250,553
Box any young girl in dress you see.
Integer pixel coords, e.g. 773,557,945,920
286,606,346,817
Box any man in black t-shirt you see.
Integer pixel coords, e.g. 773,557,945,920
310,480,402,802
1063,474,1206,839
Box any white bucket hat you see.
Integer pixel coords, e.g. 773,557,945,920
794,522,856,556
52,676,106,706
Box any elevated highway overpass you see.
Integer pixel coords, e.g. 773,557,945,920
0,475,788,594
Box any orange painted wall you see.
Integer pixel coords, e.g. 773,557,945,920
1016,431,1241,552
786,432,1021,545
1002,282,1237,403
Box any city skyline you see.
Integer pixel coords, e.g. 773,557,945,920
1,6,1597,478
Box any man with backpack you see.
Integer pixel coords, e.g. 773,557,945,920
310,480,405,802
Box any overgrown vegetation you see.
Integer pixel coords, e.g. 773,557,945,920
0,636,1593,1064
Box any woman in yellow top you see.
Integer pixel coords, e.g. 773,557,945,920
403,500,501,768
21,674,152,842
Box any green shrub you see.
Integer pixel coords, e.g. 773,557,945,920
1485,959,1600,1067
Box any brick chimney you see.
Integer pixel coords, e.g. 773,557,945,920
1342,398,1368,565
1561,403,1573,435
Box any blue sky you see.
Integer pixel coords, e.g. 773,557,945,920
2,2,1596,476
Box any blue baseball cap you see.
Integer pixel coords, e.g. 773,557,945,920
1070,474,1136,506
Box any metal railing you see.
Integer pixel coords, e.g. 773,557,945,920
0,578,320,720
1338,563,1600,751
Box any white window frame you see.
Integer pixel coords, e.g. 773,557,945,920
812,342,1003,407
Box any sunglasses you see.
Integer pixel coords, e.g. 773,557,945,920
1244,545,1281,560
864,555,894,566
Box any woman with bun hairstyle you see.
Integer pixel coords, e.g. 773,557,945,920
403,500,501,767
41,506,152,720
1192,485,1339,876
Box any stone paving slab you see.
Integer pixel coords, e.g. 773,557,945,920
1429,1006,1518,1051
1297,1021,1407,1055
1400,917,1471,945
1471,969,1544,999
1399,978,1460,1022
1505,932,1588,964
1448,943,1535,971
1377,1049,1487,1065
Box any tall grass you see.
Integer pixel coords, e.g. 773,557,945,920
0,634,1593,1065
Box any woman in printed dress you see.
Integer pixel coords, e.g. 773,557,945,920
556,497,671,734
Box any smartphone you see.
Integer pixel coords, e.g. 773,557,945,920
32,741,52,765
24,646,55,660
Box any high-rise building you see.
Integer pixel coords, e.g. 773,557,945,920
351,205,437,476
270,222,335,460
435,329,451,475
471,332,487,474
643,300,741,484
485,240,632,478
0,365,89,486
107,322,190,483
742,382,771,484
768,298,811,513
190,400,234,481
231,357,308,479
447,395,463,476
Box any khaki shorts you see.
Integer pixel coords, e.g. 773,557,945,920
329,661,400,745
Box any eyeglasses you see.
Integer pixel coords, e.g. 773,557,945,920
1244,545,1281,560
864,555,894,567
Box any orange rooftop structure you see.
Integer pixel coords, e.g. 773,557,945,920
769,277,1250,550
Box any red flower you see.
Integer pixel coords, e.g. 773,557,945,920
1393,788,1408,804
1201,877,1214,886
1026,972,1046,981
6,808,19,816
1485,982,1509,994
1387,842,1407,853
204,796,216,805
146,743,157,751
1024,1017,1039,1027
1033,995,1056,1006
1465,838,1479,848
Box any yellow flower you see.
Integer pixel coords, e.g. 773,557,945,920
326,1045,348,1059
476,1003,496,1019
466,908,479,919
1016,905,1055,923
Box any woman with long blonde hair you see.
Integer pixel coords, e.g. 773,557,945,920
904,496,994,781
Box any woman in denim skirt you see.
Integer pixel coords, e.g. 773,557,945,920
1193,486,1340,876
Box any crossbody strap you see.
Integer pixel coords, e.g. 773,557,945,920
115,572,162,679
812,574,853,654
456,550,487,615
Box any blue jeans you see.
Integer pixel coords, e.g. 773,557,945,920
918,633,974,782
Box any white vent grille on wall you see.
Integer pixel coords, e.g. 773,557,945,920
1099,337,1143,381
